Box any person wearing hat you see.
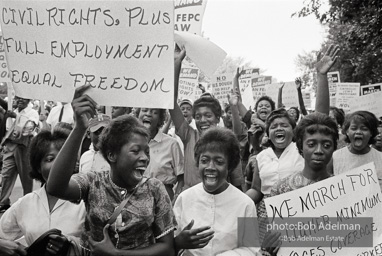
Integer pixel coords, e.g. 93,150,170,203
179,99,196,130
79,114,111,173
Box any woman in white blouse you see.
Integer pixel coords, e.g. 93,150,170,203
174,128,277,256
0,130,85,256
246,109,304,208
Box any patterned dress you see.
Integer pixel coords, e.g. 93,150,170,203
71,171,176,253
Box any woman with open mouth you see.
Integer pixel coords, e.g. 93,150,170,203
46,85,176,256
245,108,304,241
173,127,279,256
246,109,304,204
331,111,382,191
136,108,184,202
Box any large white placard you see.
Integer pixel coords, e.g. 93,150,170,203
175,31,226,79
335,83,360,112
349,91,382,117
1,0,174,108
178,66,199,101
251,76,272,103
265,163,382,256
174,0,207,35
209,73,233,107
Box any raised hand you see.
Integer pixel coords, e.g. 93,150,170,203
174,44,186,65
175,220,214,250
88,224,116,256
316,45,340,75
227,90,239,106
71,84,97,130
234,67,245,79
295,77,302,89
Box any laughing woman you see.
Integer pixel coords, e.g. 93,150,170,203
245,109,304,205
136,108,184,201
331,111,382,190
173,127,278,256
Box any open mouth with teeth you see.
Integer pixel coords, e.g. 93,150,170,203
133,167,146,180
274,133,286,143
142,120,152,129
199,125,210,131
204,173,218,186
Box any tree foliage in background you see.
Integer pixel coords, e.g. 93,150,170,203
293,0,382,85
295,50,318,92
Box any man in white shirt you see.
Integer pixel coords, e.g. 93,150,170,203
0,96,39,212
46,102,74,131
79,114,111,173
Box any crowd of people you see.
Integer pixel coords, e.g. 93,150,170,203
0,43,380,256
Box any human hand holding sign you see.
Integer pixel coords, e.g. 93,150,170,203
71,84,97,131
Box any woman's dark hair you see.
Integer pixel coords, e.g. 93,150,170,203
329,106,345,127
99,115,150,164
254,96,276,113
342,111,379,144
29,130,70,183
288,107,300,122
192,96,222,120
194,127,240,173
265,108,296,148
134,108,167,130
295,112,339,155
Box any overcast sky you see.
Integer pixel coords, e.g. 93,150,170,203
202,0,327,82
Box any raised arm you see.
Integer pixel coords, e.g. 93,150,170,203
233,68,249,118
277,82,285,109
315,45,339,114
295,77,308,116
46,85,97,201
245,158,263,204
169,46,187,131
227,92,242,135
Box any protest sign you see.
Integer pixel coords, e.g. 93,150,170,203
178,66,199,101
360,83,382,96
265,163,382,256
335,83,360,112
302,91,312,110
328,71,340,106
264,83,281,104
209,73,232,107
175,31,226,79
174,0,207,35
349,91,382,118
0,0,174,108
241,85,254,110
281,81,299,108
264,82,299,108
251,76,272,103
239,68,260,93
0,34,10,83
